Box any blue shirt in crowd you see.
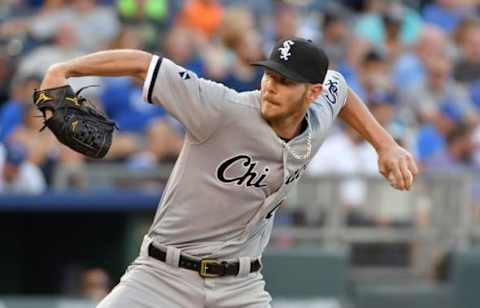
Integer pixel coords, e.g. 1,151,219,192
100,77,167,133
0,101,24,143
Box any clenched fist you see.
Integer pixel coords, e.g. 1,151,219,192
378,144,418,191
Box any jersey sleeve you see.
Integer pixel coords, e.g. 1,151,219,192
321,70,348,119
143,55,231,142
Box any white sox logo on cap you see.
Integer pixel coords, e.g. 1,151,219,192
253,37,329,83
278,40,294,61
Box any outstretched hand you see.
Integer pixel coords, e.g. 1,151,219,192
377,144,418,191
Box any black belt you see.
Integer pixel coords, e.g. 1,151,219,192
148,243,261,278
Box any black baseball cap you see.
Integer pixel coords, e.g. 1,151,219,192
252,37,329,84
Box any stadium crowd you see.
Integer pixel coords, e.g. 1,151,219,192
0,0,479,199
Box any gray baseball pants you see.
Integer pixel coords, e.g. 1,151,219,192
97,238,272,308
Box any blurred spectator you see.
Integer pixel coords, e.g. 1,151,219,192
415,102,468,165
3,69,85,188
6,2,57,56
381,3,407,61
100,25,183,161
422,0,469,33
0,55,15,105
354,0,422,51
367,90,407,147
351,49,393,101
128,118,183,168
9,103,85,185
0,142,46,194
81,268,111,303
262,2,300,56
28,0,72,43
100,76,171,159
116,0,174,50
10,104,57,166
319,6,351,69
176,0,224,39
273,3,299,41
337,38,371,93
220,5,255,39
107,25,144,51
161,26,207,77
401,53,477,127
99,26,146,151
392,25,449,92
307,125,378,212
452,16,479,55
221,29,264,92
0,75,41,143
204,6,257,81
0,0,60,55
369,92,396,125
453,19,480,84
11,0,119,53
421,121,474,170
68,0,120,51
101,25,166,135
17,21,102,91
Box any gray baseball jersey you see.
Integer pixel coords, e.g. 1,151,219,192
142,56,348,260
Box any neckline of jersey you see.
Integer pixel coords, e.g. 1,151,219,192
279,110,311,144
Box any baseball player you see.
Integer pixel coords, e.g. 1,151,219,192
38,37,418,307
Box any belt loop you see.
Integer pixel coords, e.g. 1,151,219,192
166,246,181,267
140,236,153,257
237,257,252,276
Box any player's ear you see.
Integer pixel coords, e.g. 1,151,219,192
307,84,323,102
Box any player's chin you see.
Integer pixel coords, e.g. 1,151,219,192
260,102,280,121
260,108,279,122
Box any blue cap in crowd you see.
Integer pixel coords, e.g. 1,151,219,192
440,102,465,123
368,90,397,106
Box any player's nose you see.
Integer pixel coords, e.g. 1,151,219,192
262,74,277,94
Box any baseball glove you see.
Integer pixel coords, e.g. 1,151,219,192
33,85,117,159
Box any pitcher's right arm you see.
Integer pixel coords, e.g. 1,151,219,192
40,49,152,90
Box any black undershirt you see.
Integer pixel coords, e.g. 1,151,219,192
280,117,308,143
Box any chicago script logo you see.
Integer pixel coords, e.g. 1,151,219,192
216,155,270,188
324,79,339,104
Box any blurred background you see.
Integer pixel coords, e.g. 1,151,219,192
1,0,480,307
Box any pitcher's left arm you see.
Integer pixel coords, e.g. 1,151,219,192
338,88,418,190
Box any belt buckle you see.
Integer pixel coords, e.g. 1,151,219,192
199,259,221,278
